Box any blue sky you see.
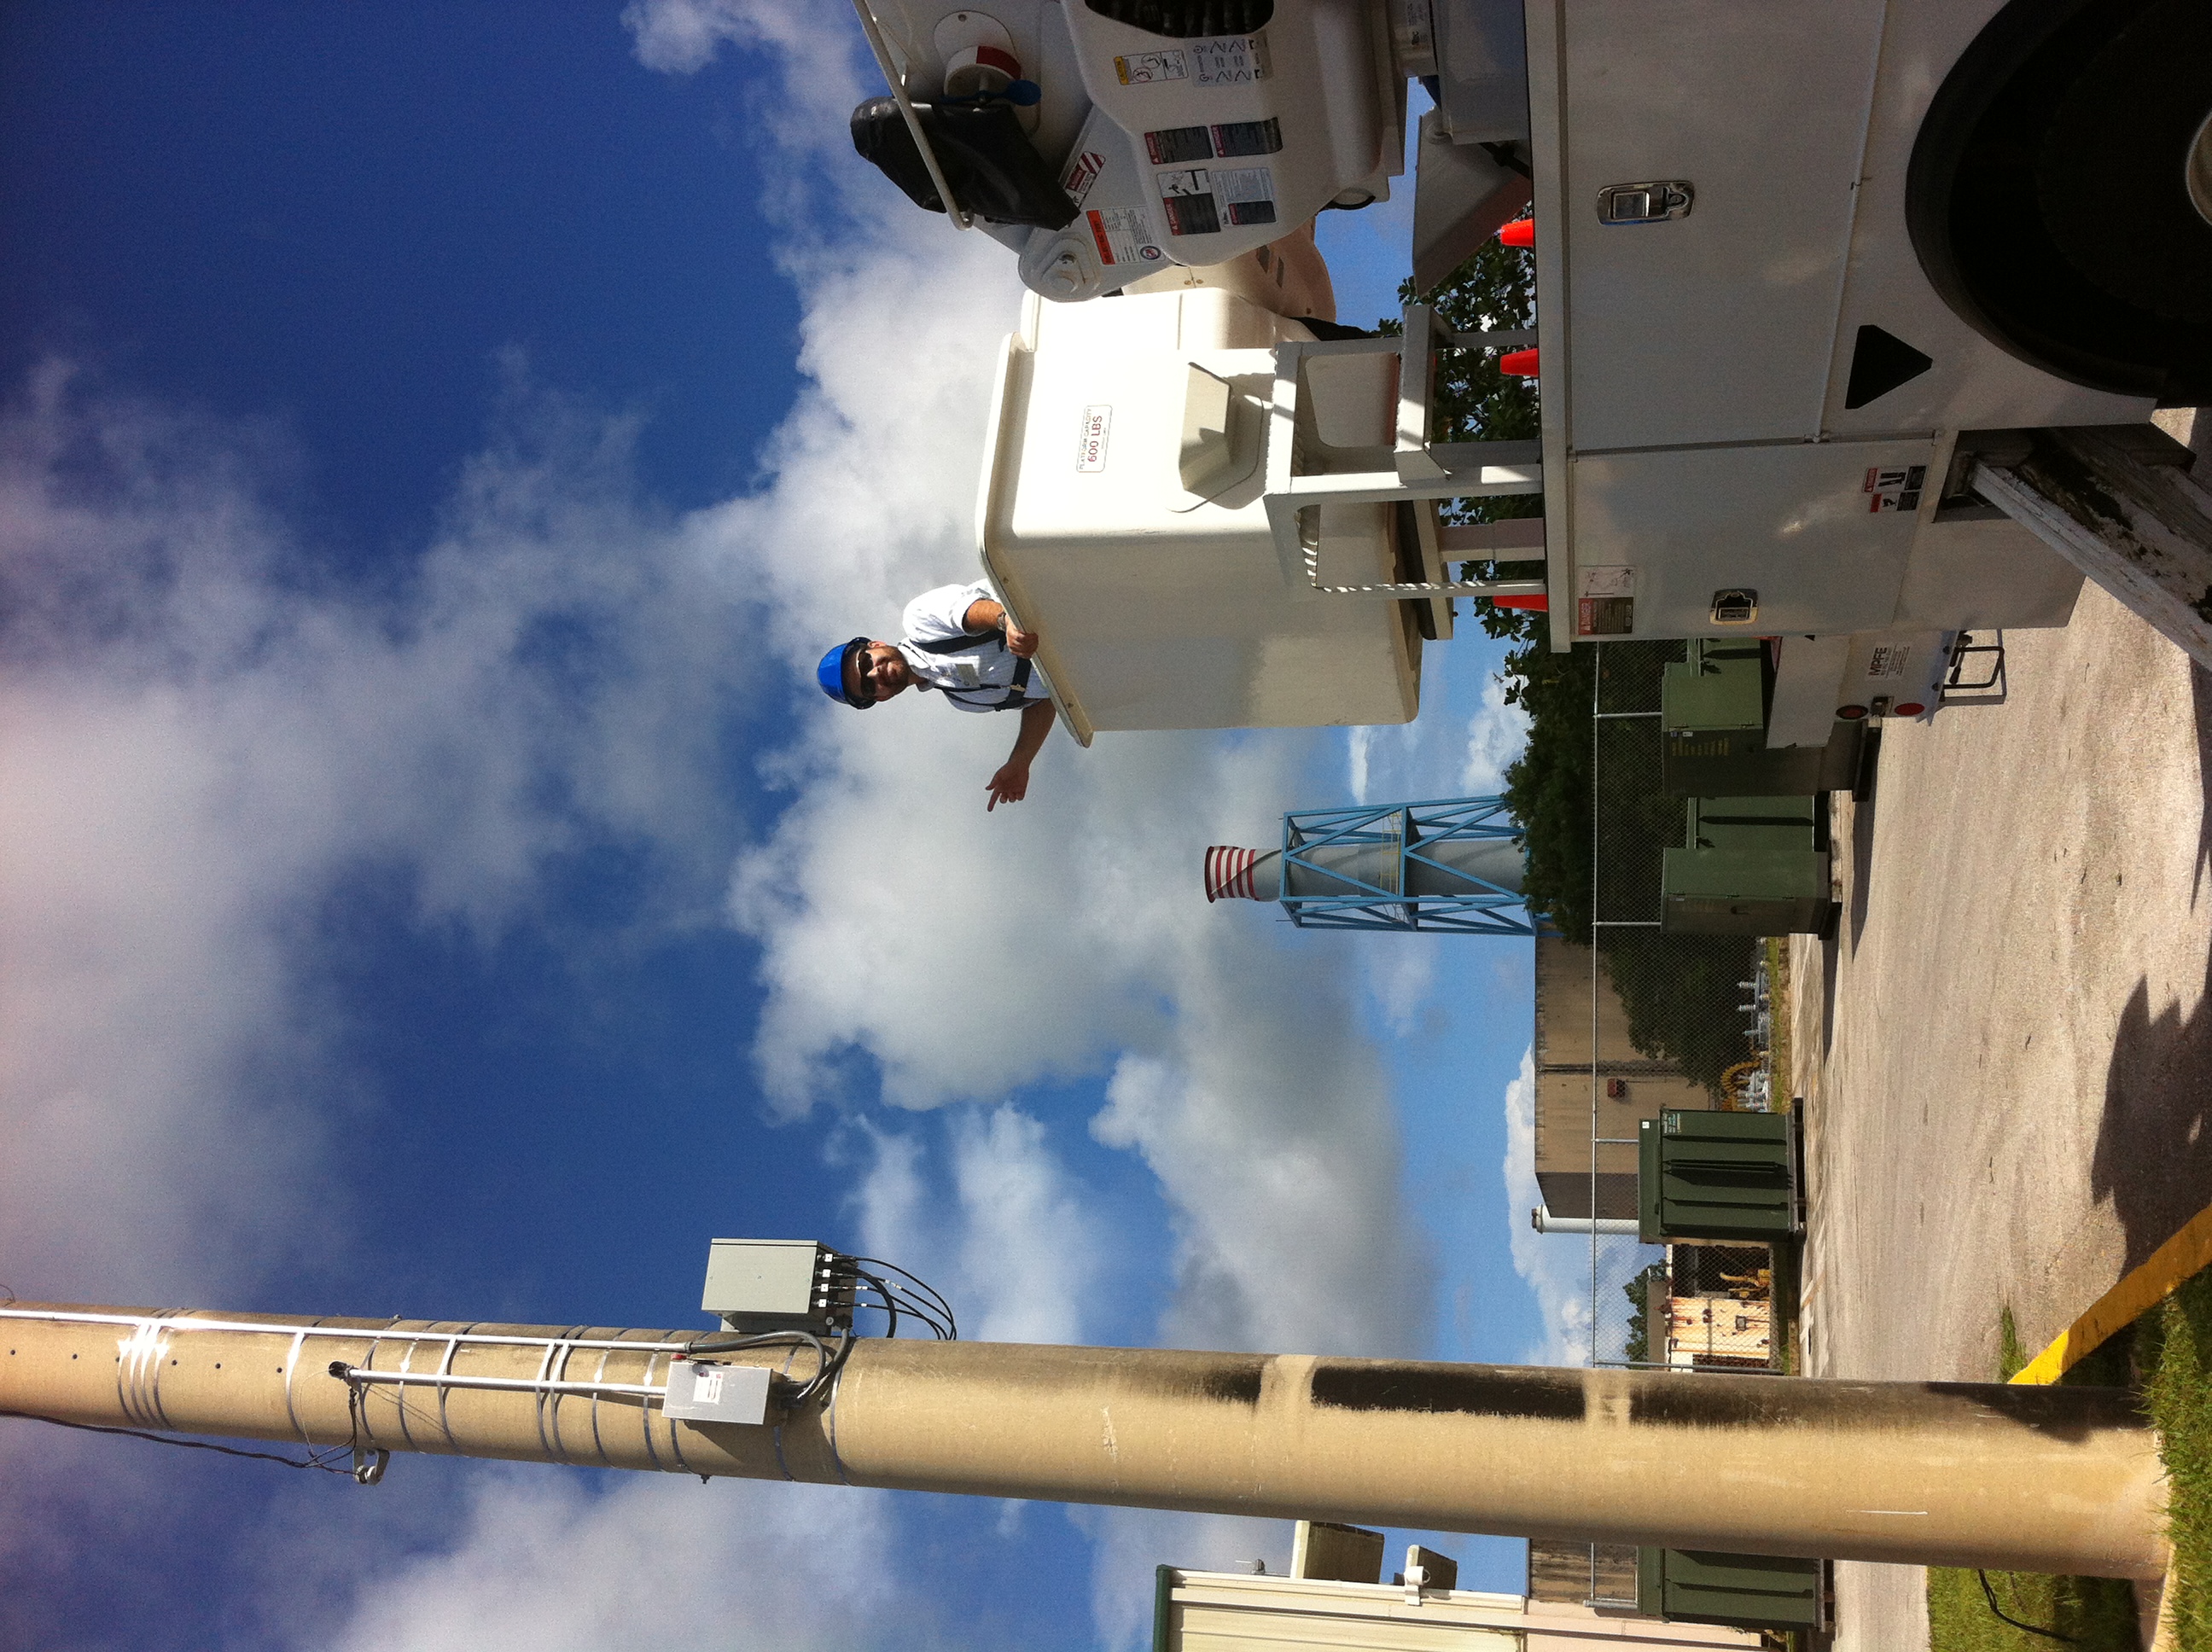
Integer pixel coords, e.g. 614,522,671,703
0,5,1594,1648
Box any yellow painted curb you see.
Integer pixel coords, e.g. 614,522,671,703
2013,1201,2212,1384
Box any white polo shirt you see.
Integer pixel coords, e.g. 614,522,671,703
896,581,1054,714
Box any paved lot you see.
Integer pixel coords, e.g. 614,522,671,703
1790,439,2212,1648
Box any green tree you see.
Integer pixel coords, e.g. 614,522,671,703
1379,230,1544,642
1399,245,1761,1094
1623,1259,1669,1365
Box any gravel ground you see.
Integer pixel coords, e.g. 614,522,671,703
1790,418,2212,1650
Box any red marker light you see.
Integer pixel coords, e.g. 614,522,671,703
1837,704,1869,720
1894,701,1926,717
1492,594,1548,610
1499,218,1535,247
1499,348,1540,377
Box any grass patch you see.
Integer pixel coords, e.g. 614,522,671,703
2000,1305,2028,1382
1927,1310,2144,1652
2146,1270,2212,1649
1928,1277,2212,1651
1769,1239,1801,1376
1927,1568,2139,1651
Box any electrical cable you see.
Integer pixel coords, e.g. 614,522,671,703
851,1283,951,1341
850,1269,899,1341
1976,1571,2078,1643
679,1249,955,1416
840,1255,958,1340
798,1328,858,1404
680,1328,830,1366
852,1256,959,1334
1,1408,359,1475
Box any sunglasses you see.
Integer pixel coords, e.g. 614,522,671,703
848,645,881,707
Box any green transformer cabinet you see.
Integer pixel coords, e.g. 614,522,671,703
1662,640,1860,798
1636,1548,1830,1632
1662,794,1836,937
1639,1108,1800,1243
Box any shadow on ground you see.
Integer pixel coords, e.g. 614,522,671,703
2091,662,2212,1271
1848,773,1878,955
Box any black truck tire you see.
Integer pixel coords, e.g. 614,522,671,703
1908,0,2212,405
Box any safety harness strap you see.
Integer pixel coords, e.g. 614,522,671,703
911,629,1036,709
946,654,1033,710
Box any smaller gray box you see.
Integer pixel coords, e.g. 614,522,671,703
661,1359,770,1426
701,1238,834,1331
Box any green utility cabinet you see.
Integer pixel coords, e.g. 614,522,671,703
1639,1108,1800,1243
1662,640,1861,798
1636,1548,1829,1632
1662,795,1836,936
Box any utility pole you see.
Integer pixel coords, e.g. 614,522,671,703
0,1299,2163,1579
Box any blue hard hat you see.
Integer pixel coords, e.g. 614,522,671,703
818,637,872,708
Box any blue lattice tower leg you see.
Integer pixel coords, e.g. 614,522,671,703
1203,796,1533,935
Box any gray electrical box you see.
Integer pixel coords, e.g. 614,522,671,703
701,1238,849,1333
661,1358,771,1426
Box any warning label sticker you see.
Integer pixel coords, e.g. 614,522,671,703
1863,462,1927,515
1153,166,1273,235
1076,404,1112,473
1191,34,1270,85
1155,168,1220,236
1576,565,1634,637
1214,165,1277,226
1060,147,1109,209
1143,119,1283,166
1580,597,1633,637
1114,49,1186,84
1866,644,1912,679
1086,206,1161,266
1144,125,1214,166
1211,117,1283,157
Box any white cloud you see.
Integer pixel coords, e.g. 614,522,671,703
847,1104,1105,1346
1500,1047,1656,1366
0,360,751,1302
314,1469,904,1652
1347,724,1374,803
3,7,1476,1646
678,201,1425,1358
1502,1047,1584,1364
621,0,758,76
1459,673,1528,795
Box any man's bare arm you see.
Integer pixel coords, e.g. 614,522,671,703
986,699,1057,811
961,596,1039,658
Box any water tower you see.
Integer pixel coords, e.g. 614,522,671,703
1204,796,1533,935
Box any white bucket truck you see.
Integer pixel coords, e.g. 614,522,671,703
853,0,2212,743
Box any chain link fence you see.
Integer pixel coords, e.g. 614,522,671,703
1529,643,1790,1611
1579,640,1780,1378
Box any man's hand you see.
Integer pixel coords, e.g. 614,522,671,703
963,596,1039,658
985,759,1031,811
986,699,1057,811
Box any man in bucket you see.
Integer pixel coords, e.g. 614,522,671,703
818,580,1057,811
